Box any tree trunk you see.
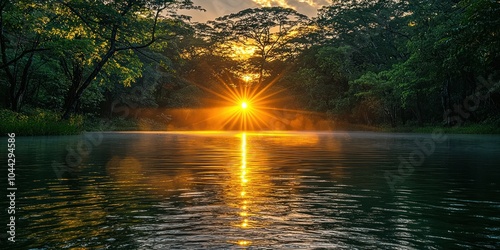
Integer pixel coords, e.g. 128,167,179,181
62,48,116,119
441,78,452,126
384,107,396,127
62,54,84,119
2,3,44,112
11,52,34,111
415,94,423,126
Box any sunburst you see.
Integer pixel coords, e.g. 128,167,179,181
181,59,330,131
241,102,248,109
184,68,293,130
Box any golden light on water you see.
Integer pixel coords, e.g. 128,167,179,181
241,219,248,228
238,132,251,245
101,131,329,248
238,240,250,246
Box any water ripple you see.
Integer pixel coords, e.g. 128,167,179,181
11,132,500,249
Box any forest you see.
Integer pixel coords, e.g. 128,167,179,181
1,0,499,134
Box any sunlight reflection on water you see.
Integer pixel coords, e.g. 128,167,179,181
12,132,500,249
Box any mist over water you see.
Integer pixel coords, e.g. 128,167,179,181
133,107,334,130
7,132,500,249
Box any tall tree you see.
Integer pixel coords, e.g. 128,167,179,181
53,0,199,118
209,7,309,85
0,0,52,111
317,0,411,70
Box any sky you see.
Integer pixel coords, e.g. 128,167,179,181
181,0,332,22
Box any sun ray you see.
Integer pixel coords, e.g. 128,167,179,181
177,61,300,130
249,88,287,104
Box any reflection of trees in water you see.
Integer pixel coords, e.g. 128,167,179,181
103,133,250,196
23,167,159,248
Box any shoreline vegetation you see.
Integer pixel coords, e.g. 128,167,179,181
2,109,499,136
2,2,499,135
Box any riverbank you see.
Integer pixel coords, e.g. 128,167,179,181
0,108,170,136
382,124,500,134
0,109,82,136
2,109,500,136
333,121,500,134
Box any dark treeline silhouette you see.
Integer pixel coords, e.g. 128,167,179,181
1,0,499,131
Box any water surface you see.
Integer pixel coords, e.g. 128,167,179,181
5,131,500,249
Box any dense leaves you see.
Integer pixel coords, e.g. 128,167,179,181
1,0,498,128
208,7,310,85
1,0,198,117
287,0,499,126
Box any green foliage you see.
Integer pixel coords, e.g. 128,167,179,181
283,45,363,122
458,0,500,73
0,109,82,135
208,7,310,84
1,1,499,133
1,0,199,118
286,0,500,128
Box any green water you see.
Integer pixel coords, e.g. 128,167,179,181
2,131,500,249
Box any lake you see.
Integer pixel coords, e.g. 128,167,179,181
5,131,500,249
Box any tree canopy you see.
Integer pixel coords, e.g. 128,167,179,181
1,0,499,130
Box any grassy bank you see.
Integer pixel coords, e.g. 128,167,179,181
382,124,500,134
0,109,168,136
0,109,83,136
332,118,500,134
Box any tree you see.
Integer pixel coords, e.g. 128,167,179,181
209,7,309,85
317,0,411,71
0,0,52,111
52,0,200,118
282,45,355,119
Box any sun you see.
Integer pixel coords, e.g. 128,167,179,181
185,67,290,130
241,102,248,109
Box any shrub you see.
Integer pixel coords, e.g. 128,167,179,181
0,109,82,136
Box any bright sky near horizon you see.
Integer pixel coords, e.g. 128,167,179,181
181,0,332,22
